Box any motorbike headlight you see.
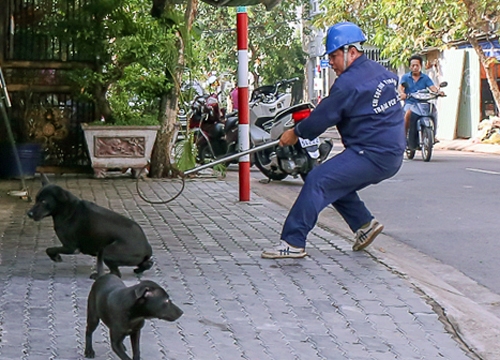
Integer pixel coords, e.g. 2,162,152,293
412,93,434,101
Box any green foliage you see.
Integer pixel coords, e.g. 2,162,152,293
174,132,198,172
195,0,307,86
258,37,307,85
49,0,182,124
212,163,227,178
315,0,500,67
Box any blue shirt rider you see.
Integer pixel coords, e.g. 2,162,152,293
398,55,440,137
261,22,405,259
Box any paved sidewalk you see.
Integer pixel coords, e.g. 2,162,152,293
0,175,476,360
434,139,500,155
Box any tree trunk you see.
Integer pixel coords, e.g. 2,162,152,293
184,0,198,27
469,36,500,117
149,50,184,178
249,42,260,88
149,0,198,178
93,84,114,123
149,89,180,178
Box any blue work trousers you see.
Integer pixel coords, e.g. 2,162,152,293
281,148,403,248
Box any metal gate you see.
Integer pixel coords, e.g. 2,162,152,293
1,0,96,170
365,47,393,72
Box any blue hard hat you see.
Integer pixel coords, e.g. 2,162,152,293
324,22,367,55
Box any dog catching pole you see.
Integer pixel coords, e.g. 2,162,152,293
183,139,280,176
137,140,281,205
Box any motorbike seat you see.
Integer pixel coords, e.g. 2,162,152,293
225,116,239,133
210,122,225,139
225,110,238,118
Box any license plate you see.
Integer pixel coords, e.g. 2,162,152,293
299,137,320,148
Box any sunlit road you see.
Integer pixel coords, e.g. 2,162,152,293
361,150,500,293
244,149,500,296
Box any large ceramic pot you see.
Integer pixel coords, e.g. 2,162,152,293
81,124,160,178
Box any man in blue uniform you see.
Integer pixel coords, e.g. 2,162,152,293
262,22,406,259
399,55,440,137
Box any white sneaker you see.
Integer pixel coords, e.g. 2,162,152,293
261,240,307,259
352,219,384,251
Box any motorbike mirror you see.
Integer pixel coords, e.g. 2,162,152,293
439,81,448,88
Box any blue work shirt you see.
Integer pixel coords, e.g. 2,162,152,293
294,54,405,156
400,71,434,105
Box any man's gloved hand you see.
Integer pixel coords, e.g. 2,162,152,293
279,128,298,147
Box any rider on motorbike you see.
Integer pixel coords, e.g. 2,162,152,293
398,55,444,139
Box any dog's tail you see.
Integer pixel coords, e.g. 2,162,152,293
134,256,154,274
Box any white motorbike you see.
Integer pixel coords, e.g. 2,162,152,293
253,102,333,181
181,99,333,181
182,78,333,181
224,78,298,158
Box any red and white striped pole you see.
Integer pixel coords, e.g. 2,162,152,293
237,7,250,201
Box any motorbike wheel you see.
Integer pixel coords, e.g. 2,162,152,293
406,148,415,160
421,127,433,162
197,143,215,164
254,148,288,181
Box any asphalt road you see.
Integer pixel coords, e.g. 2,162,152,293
360,150,500,294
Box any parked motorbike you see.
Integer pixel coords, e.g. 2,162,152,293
185,87,332,180
189,78,299,165
187,92,229,164
176,79,205,143
253,102,333,181
404,81,447,162
223,78,299,161
176,107,188,142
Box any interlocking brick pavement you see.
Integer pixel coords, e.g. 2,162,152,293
0,176,476,359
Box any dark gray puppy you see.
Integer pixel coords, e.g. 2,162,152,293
84,274,183,360
27,180,153,279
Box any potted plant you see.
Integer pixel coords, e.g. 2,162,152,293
81,122,160,178
74,61,160,178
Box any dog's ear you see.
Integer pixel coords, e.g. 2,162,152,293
54,186,69,203
134,285,152,299
41,173,50,186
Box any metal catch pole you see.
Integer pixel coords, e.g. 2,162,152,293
183,139,279,176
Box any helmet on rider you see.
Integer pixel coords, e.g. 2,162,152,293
324,22,367,55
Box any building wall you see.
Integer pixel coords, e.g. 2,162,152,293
437,48,481,140
457,49,481,138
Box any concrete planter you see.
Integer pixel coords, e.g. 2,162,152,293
81,124,160,178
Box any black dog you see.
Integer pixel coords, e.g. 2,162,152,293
27,180,153,278
84,274,183,359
